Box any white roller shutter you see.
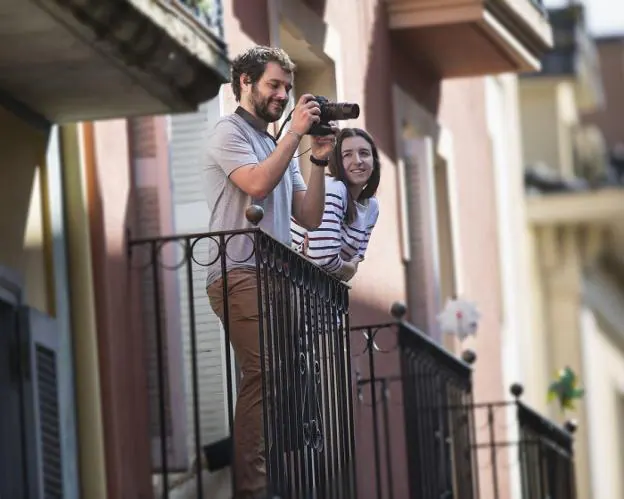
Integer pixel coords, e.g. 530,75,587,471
168,96,233,455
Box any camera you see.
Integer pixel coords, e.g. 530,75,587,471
308,96,360,136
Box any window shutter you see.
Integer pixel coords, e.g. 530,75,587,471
130,116,189,471
19,306,63,499
168,96,233,449
0,298,27,499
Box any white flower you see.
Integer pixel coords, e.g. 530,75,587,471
436,298,481,341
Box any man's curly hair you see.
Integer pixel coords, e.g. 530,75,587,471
231,46,296,102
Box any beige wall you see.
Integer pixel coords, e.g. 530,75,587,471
518,63,619,498
581,307,624,499
527,224,592,499
520,80,578,178
525,227,550,412
0,106,50,311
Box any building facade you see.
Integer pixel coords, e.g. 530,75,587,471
115,1,554,498
519,7,624,499
0,0,563,498
0,1,228,498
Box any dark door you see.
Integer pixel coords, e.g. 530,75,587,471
0,299,27,499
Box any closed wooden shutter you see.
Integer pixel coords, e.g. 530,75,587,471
132,95,231,484
0,296,27,499
20,306,64,499
168,96,231,451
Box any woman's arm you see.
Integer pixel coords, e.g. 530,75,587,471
337,199,379,281
355,199,379,262
334,260,358,282
300,180,347,275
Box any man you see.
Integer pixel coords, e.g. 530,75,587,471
204,46,336,499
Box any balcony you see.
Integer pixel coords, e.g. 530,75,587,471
0,0,229,124
130,216,479,498
351,320,578,499
523,4,604,110
474,385,578,499
385,0,554,77
129,206,578,498
128,210,355,498
351,318,478,499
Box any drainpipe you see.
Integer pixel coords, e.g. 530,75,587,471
60,123,108,499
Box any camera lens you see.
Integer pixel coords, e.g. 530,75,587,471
323,102,360,121
339,103,360,120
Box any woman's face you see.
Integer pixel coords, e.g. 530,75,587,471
341,136,374,188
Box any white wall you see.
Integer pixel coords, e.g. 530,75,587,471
580,306,624,499
486,74,535,499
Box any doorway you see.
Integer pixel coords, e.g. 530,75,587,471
0,293,27,499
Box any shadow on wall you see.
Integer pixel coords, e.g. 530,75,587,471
0,107,48,274
364,0,441,160
232,0,271,46
349,296,395,328
82,121,154,499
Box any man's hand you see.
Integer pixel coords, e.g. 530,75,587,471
310,124,339,161
290,94,321,136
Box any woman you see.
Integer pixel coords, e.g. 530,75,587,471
292,127,380,281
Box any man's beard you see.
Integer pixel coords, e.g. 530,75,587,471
251,86,285,123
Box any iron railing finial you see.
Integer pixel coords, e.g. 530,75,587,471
245,205,264,226
461,349,477,365
510,382,524,400
390,301,407,321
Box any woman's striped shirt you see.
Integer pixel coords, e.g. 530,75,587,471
291,176,379,275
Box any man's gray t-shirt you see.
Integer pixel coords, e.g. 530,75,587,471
203,111,307,286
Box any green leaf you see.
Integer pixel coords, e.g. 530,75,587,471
572,388,585,399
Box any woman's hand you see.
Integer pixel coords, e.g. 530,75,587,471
335,260,359,282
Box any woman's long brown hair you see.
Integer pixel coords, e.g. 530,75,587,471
328,128,381,224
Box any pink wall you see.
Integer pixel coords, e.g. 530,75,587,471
87,121,152,498
439,78,504,403
439,78,508,499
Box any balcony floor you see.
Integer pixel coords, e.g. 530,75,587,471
0,0,229,123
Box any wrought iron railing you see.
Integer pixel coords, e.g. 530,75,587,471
128,209,578,499
517,399,577,498
472,384,577,499
351,309,478,499
174,0,224,39
349,311,577,499
128,206,356,498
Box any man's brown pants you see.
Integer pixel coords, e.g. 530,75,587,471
208,268,267,499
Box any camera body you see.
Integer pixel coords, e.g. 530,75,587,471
308,96,360,136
